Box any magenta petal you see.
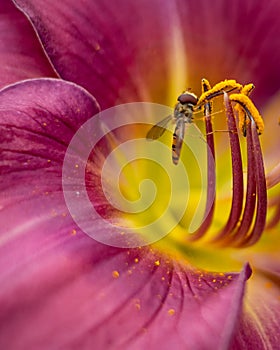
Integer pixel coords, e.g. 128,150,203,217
13,0,280,107
0,79,259,348
0,223,252,350
13,0,177,108
0,79,102,321
0,78,99,239
175,0,280,104
0,0,56,89
231,271,280,349
0,80,253,347
127,262,252,350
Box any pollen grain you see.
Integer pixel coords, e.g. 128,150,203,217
168,308,175,316
112,270,120,279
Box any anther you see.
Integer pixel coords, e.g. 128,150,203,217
201,78,213,114
201,78,212,93
197,79,243,106
229,93,264,135
234,83,255,136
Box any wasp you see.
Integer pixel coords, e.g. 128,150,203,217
146,91,198,165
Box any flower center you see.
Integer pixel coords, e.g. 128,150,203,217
83,78,280,271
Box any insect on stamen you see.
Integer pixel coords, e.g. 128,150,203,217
146,91,198,165
146,79,263,165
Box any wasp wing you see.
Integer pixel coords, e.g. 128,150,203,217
146,114,173,140
172,118,186,165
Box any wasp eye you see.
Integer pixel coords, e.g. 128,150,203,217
177,92,198,105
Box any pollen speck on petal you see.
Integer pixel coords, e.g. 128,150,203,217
112,270,120,279
167,308,175,316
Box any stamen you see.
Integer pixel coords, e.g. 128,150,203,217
197,79,243,106
200,78,213,117
185,80,267,247
234,84,255,136
213,92,244,242
189,79,216,240
225,122,257,245
201,78,212,93
238,121,267,247
229,94,264,135
241,83,255,95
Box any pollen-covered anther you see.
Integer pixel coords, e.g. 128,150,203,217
201,78,212,92
201,78,213,114
230,93,264,135
234,83,255,136
241,83,255,96
197,79,243,106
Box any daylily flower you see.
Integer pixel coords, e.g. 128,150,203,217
1,0,280,349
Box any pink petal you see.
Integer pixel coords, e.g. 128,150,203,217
13,0,280,108
232,272,280,349
0,232,252,349
230,250,280,348
0,78,253,348
0,0,57,89
0,77,99,256
14,0,175,108
177,0,280,105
